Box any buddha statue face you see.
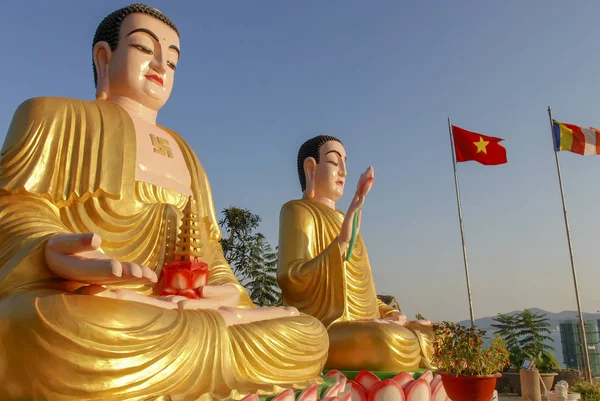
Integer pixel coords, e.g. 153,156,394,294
298,135,347,203
92,5,180,111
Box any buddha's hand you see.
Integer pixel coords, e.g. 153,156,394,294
384,310,408,325
45,233,158,285
176,284,241,310
403,319,434,328
339,166,374,255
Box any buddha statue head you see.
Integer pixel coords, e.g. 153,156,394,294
297,134,346,203
92,4,180,112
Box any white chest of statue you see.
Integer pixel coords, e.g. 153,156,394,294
131,115,192,196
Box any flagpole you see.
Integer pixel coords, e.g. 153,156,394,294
447,117,475,328
547,106,593,383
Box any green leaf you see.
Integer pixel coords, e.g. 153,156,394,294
219,206,283,306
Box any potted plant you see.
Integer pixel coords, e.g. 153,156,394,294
533,350,560,392
432,321,509,401
491,309,559,395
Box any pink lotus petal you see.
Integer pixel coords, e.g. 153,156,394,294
336,390,352,401
392,372,414,387
355,371,381,394
297,384,319,401
323,382,342,398
368,379,405,401
429,375,441,390
419,370,433,384
271,389,295,401
344,380,367,401
431,380,447,401
406,379,431,401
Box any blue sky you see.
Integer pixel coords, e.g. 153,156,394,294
1,1,600,322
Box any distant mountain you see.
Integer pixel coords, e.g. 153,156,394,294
456,309,600,368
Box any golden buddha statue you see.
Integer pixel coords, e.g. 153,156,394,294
277,134,435,372
0,4,328,400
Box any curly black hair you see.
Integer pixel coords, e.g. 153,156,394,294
297,134,343,191
92,3,180,86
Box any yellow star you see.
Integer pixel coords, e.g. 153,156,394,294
473,136,489,154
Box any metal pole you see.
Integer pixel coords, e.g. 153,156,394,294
547,106,593,382
447,117,475,328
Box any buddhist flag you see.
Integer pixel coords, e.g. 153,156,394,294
452,125,507,165
553,120,600,156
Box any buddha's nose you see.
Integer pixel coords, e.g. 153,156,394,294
339,164,347,177
152,55,168,75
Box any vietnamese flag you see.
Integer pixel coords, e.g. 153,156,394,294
452,125,507,165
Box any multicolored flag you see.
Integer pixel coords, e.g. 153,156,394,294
553,120,600,155
452,125,507,165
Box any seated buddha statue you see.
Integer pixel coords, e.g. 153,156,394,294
0,4,328,400
277,134,435,372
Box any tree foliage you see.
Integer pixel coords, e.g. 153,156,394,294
491,313,520,350
219,206,282,307
517,309,555,355
491,309,557,371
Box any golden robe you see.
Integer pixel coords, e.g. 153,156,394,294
0,97,328,401
277,199,434,372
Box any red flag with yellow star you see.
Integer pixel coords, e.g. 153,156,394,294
452,125,507,165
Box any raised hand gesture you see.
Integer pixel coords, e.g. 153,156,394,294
338,166,374,255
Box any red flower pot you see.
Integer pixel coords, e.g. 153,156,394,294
439,373,501,401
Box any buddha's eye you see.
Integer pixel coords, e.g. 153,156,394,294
167,61,177,71
130,44,153,54
328,161,339,167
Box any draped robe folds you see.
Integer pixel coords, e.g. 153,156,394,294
0,97,328,401
277,199,434,372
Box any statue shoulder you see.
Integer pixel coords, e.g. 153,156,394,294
12,96,94,117
281,199,309,213
281,199,343,216
0,96,128,204
3,97,109,152
280,199,322,224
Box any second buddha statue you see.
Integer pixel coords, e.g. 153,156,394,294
277,134,435,372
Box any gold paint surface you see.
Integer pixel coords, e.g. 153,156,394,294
0,97,328,400
277,199,434,371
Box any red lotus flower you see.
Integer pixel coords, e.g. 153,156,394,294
156,259,209,299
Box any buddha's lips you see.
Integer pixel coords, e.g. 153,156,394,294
145,75,163,86
336,181,344,186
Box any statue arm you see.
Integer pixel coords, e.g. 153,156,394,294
0,193,72,295
0,97,134,294
276,201,346,325
0,98,91,295
377,299,400,318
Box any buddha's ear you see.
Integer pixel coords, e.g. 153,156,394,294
303,157,317,199
93,41,112,100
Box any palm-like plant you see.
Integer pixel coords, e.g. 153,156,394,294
492,309,557,372
517,309,555,356
219,206,282,307
491,313,519,350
